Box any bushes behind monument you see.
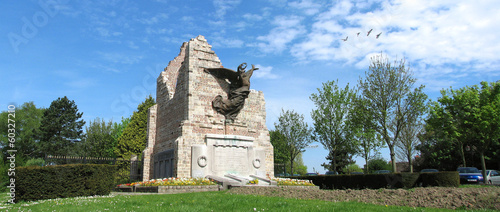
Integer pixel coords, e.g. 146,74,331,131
16,164,116,203
294,171,459,189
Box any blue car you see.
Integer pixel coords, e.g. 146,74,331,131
457,167,483,184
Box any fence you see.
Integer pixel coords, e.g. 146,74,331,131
44,155,143,182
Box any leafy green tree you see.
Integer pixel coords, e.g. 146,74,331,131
270,130,288,164
417,130,462,171
367,155,392,173
83,118,116,158
0,102,45,160
39,97,85,156
289,153,307,175
310,80,358,174
359,53,426,172
111,117,131,142
474,81,500,182
342,163,363,174
424,81,500,180
350,95,384,173
274,109,312,176
115,96,156,159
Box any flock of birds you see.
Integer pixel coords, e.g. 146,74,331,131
341,29,382,42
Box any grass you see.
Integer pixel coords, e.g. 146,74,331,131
1,190,487,212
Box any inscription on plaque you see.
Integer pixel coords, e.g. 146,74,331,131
213,146,249,175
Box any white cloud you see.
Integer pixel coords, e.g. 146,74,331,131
213,0,241,19
255,15,306,53
97,52,143,64
289,0,500,80
288,0,322,16
243,13,263,22
138,13,168,25
253,65,279,79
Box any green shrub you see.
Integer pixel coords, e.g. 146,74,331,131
24,158,45,167
16,164,117,202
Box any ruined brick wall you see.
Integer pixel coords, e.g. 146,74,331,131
146,35,273,179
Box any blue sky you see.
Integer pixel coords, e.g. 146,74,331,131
1,0,499,173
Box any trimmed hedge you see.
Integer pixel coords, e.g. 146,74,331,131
294,171,458,190
16,164,117,203
419,171,459,187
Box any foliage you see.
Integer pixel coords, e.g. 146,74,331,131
0,156,8,192
358,53,427,172
274,109,312,176
24,158,45,167
321,147,356,174
350,95,384,173
269,130,288,164
367,156,392,173
111,117,131,142
16,164,116,203
290,153,308,175
38,96,85,156
119,177,216,187
425,81,500,182
342,163,363,174
310,80,358,174
83,118,116,158
115,95,156,159
0,102,45,160
418,123,463,171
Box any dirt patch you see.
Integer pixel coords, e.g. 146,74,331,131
227,186,500,210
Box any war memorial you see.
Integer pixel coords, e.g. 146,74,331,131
141,35,274,186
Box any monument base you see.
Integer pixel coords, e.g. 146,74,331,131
192,134,268,180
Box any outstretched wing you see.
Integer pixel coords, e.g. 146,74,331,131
205,67,239,82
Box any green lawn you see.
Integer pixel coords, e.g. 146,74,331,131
0,191,483,212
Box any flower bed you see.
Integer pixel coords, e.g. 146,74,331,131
116,177,219,193
270,177,315,186
117,177,216,187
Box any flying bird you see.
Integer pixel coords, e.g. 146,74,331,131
367,29,373,36
341,36,348,41
357,32,360,37
376,32,382,39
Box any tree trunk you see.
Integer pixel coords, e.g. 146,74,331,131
332,151,337,174
480,151,487,184
407,154,413,173
460,144,466,167
390,145,397,172
364,154,369,174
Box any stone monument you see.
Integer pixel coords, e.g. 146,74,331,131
142,35,274,185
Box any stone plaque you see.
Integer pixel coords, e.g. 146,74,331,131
213,146,249,175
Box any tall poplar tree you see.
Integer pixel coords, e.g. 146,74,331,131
115,96,156,159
